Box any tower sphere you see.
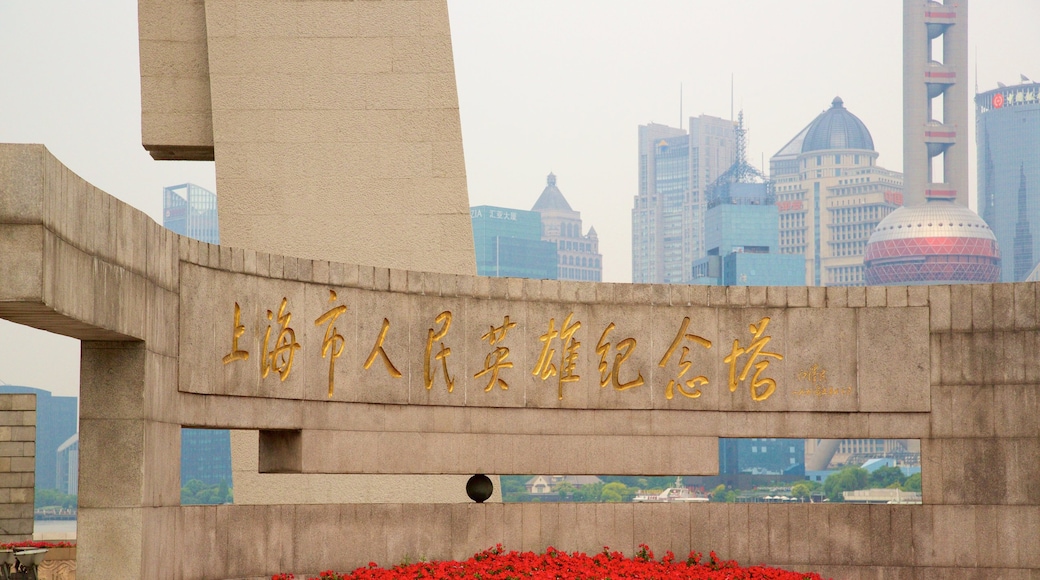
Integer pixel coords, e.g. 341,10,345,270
863,198,1001,285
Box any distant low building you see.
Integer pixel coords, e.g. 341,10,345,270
843,488,922,504
524,475,602,495
719,438,805,477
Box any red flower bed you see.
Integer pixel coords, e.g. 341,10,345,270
273,544,829,580
0,541,74,549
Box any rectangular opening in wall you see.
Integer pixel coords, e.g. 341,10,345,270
499,438,921,504
180,427,233,505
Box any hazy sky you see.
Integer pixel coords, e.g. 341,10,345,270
0,0,1037,397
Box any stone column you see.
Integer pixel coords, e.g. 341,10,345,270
77,342,181,579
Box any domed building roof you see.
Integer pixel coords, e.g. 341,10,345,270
531,173,573,212
801,97,876,153
863,199,1001,285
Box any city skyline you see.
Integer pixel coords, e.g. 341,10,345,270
1,0,1038,396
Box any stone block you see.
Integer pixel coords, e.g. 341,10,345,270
1013,283,1037,329
972,284,995,331
950,285,973,331
847,286,867,307
928,286,953,332
77,507,143,580
0,144,45,223
994,385,1040,437
224,504,295,578
857,308,930,412
765,504,790,564
787,286,808,307
908,285,929,307
0,225,43,302
81,341,148,422
826,286,848,308
727,285,748,307
887,286,908,307
78,418,144,509
932,505,978,567
866,286,887,307
6,395,34,412
992,283,1016,330
766,286,786,308
749,285,767,307
807,286,826,308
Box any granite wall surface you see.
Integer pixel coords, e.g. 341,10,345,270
3,143,1039,578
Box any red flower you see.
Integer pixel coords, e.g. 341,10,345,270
273,544,830,580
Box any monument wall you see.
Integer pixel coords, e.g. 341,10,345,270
3,143,1040,578
139,0,475,275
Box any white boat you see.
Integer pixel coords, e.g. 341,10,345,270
632,477,710,503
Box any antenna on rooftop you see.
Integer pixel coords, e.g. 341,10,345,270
679,83,683,130
730,74,734,122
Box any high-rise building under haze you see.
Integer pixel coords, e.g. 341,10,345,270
632,116,736,284
771,97,904,286
693,114,805,287
471,205,558,280
471,174,601,282
977,81,1040,282
533,174,602,282
163,183,219,244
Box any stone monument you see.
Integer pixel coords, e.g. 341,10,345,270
1,1,1039,579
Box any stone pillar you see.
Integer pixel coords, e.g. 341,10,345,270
0,394,35,543
77,342,181,579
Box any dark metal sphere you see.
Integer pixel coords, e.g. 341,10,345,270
466,474,493,503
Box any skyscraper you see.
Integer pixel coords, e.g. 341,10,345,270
163,183,232,487
632,116,736,284
693,115,804,287
864,0,1001,286
771,98,904,286
163,183,219,244
976,82,1040,281
533,174,602,282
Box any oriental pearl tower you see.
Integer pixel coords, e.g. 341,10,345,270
863,0,1000,285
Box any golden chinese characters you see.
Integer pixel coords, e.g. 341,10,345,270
260,298,301,381
658,317,712,400
595,323,644,391
532,313,582,400
221,302,249,364
424,311,455,392
363,318,402,378
723,317,783,402
474,315,518,391
314,290,348,397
